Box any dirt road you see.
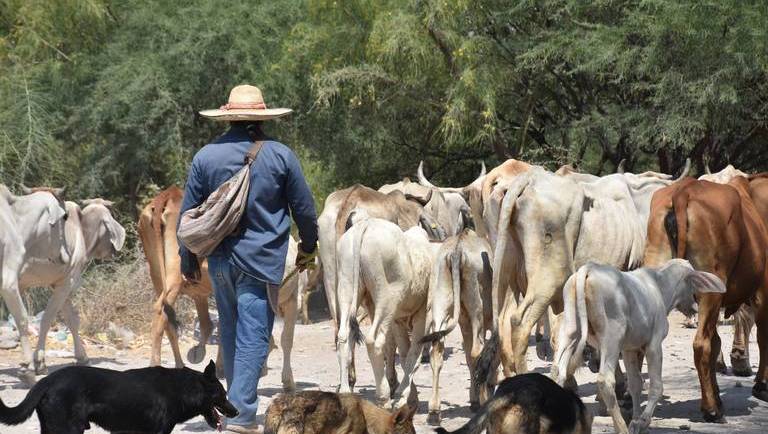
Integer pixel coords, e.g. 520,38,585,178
1,312,767,433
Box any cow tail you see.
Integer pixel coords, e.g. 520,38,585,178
420,239,463,344
0,376,53,425
572,265,589,376
163,302,181,332
666,193,688,259
347,216,367,345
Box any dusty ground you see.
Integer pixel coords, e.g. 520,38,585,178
1,311,767,433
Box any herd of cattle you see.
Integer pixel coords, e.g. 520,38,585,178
2,158,768,433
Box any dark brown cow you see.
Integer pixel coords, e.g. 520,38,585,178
644,177,768,421
137,186,217,368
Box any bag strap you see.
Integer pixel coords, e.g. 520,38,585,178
244,141,264,165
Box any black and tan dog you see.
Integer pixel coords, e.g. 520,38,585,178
436,373,591,434
0,360,237,434
265,390,416,434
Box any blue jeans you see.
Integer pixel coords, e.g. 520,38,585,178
208,256,275,427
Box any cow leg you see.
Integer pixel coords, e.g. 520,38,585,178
34,284,72,375
1,276,35,384
498,290,518,376
623,349,643,426
392,309,427,409
186,294,211,364
752,300,768,402
693,294,724,422
458,311,482,411
163,289,185,368
389,325,409,396
731,304,754,377
427,337,445,425
630,344,663,434
60,298,88,365
511,295,551,374
365,316,392,406
597,345,628,434
279,289,298,392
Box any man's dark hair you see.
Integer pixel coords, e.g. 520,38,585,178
230,121,265,142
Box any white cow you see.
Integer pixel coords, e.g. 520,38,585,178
335,213,439,408
419,229,495,423
0,186,68,383
20,199,126,374
553,259,725,434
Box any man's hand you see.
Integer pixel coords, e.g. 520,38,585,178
295,242,317,272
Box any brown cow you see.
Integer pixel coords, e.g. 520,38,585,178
137,186,218,369
644,176,768,421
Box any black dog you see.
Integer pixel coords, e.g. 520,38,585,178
436,373,591,434
0,360,237,434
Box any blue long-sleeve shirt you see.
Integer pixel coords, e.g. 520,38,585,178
178,124,318,285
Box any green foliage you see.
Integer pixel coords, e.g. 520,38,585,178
1,0,767,219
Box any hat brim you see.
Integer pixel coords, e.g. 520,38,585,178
199,108,292,121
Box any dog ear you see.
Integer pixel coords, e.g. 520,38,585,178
204,360,216,379
391,403,417,426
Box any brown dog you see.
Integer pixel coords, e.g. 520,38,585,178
265,390,416,434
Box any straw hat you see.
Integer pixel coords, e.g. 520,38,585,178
200,85,292,121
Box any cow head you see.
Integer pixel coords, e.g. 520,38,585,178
80,198,126,259
662,259,727,316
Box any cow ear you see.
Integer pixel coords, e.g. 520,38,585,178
204,360,216,379
20,184,33,195
685,271,726,294
106,216,126,252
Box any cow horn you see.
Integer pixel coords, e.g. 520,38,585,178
417,161,437,189
416,161,463,193
616,159,626,174
51,187,65,198
676,158,692,181
705,161,712,175
20,184,33,195
102,200,115,208
480,161,487,177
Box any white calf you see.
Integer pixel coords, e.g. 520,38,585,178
420,229,495,423
335,215,438,408
553,259,725,434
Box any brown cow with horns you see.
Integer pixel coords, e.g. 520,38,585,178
644,175,768,422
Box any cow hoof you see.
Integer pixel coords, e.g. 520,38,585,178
731,357,753,377
564,376,578,392
702,410,725,423
282,379,296,393
427,411,441,425
715,358,727,375
536,340,553,361
752,382,768,402
19,367,36,386
34,361,48,376
187,345,206,364
628,419,649,434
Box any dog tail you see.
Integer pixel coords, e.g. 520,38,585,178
0,376,51,425
434,393,507,434
163,301,181,331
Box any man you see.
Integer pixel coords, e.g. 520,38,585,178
179,84,318,433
